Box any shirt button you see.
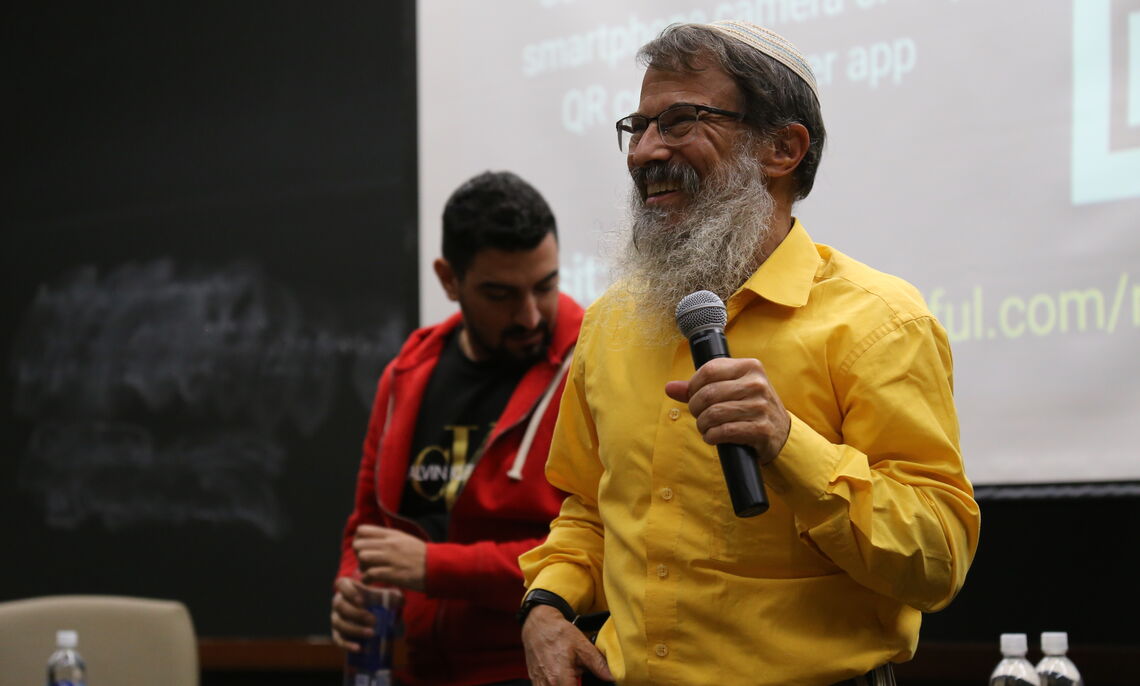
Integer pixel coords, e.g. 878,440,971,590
655,643,669,657
668,407,681,420
660,487,673,501
657,564,668,578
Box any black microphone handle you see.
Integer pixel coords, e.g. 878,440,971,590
718,444,769,517
688,328,770,517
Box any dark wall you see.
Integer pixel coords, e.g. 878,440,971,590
923,488,1139,646
3,2,418,637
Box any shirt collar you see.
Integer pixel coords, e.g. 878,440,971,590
728,218,818,317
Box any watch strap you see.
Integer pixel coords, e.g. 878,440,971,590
517,588,576,625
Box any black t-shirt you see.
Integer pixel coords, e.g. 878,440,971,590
399,329,528,541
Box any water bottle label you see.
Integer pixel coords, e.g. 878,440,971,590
346,603,397,673
350,672,390,686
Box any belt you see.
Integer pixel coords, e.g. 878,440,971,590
833,663,896,686
581,662,894,686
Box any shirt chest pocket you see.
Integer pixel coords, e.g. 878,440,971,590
704,494,837,577
707,500,780,565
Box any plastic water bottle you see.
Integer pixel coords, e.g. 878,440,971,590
46,629,87,686
1036,632,1083,686
343,586,400,686
989,633,1040,686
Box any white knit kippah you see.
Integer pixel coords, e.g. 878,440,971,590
705,20,819,102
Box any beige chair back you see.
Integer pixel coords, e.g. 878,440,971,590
0,595,198,686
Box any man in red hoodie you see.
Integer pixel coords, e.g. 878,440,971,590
331,170,583,686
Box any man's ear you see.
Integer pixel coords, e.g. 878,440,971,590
761,123,810,181
433,258,460,302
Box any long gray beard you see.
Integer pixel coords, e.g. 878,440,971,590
611,145,776,337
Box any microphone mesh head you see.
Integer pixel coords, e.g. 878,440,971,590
675,290,727,337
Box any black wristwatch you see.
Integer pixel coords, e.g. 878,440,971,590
517,588,576,626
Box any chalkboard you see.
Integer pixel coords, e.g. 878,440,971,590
2,2,418,637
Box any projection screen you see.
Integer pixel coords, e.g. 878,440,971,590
417,0,1140,486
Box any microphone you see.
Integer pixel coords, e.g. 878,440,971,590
675,290,769,517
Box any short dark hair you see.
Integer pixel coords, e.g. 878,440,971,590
441,171,557,277
637,24,826,200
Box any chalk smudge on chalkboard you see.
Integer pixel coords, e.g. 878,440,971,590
20,421,288,537
10,259,405,537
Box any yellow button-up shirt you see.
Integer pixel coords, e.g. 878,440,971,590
521,221,980,686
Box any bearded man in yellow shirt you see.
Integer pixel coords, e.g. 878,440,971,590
517,20,981,686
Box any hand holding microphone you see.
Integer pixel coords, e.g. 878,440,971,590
669,290,788,517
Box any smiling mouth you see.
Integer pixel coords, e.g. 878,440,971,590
646,181,683,200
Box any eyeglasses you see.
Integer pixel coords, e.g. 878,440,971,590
615,103,745,153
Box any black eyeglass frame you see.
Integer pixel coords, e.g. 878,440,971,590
615,103,745,153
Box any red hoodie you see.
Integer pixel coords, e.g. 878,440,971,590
338,292,583,685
